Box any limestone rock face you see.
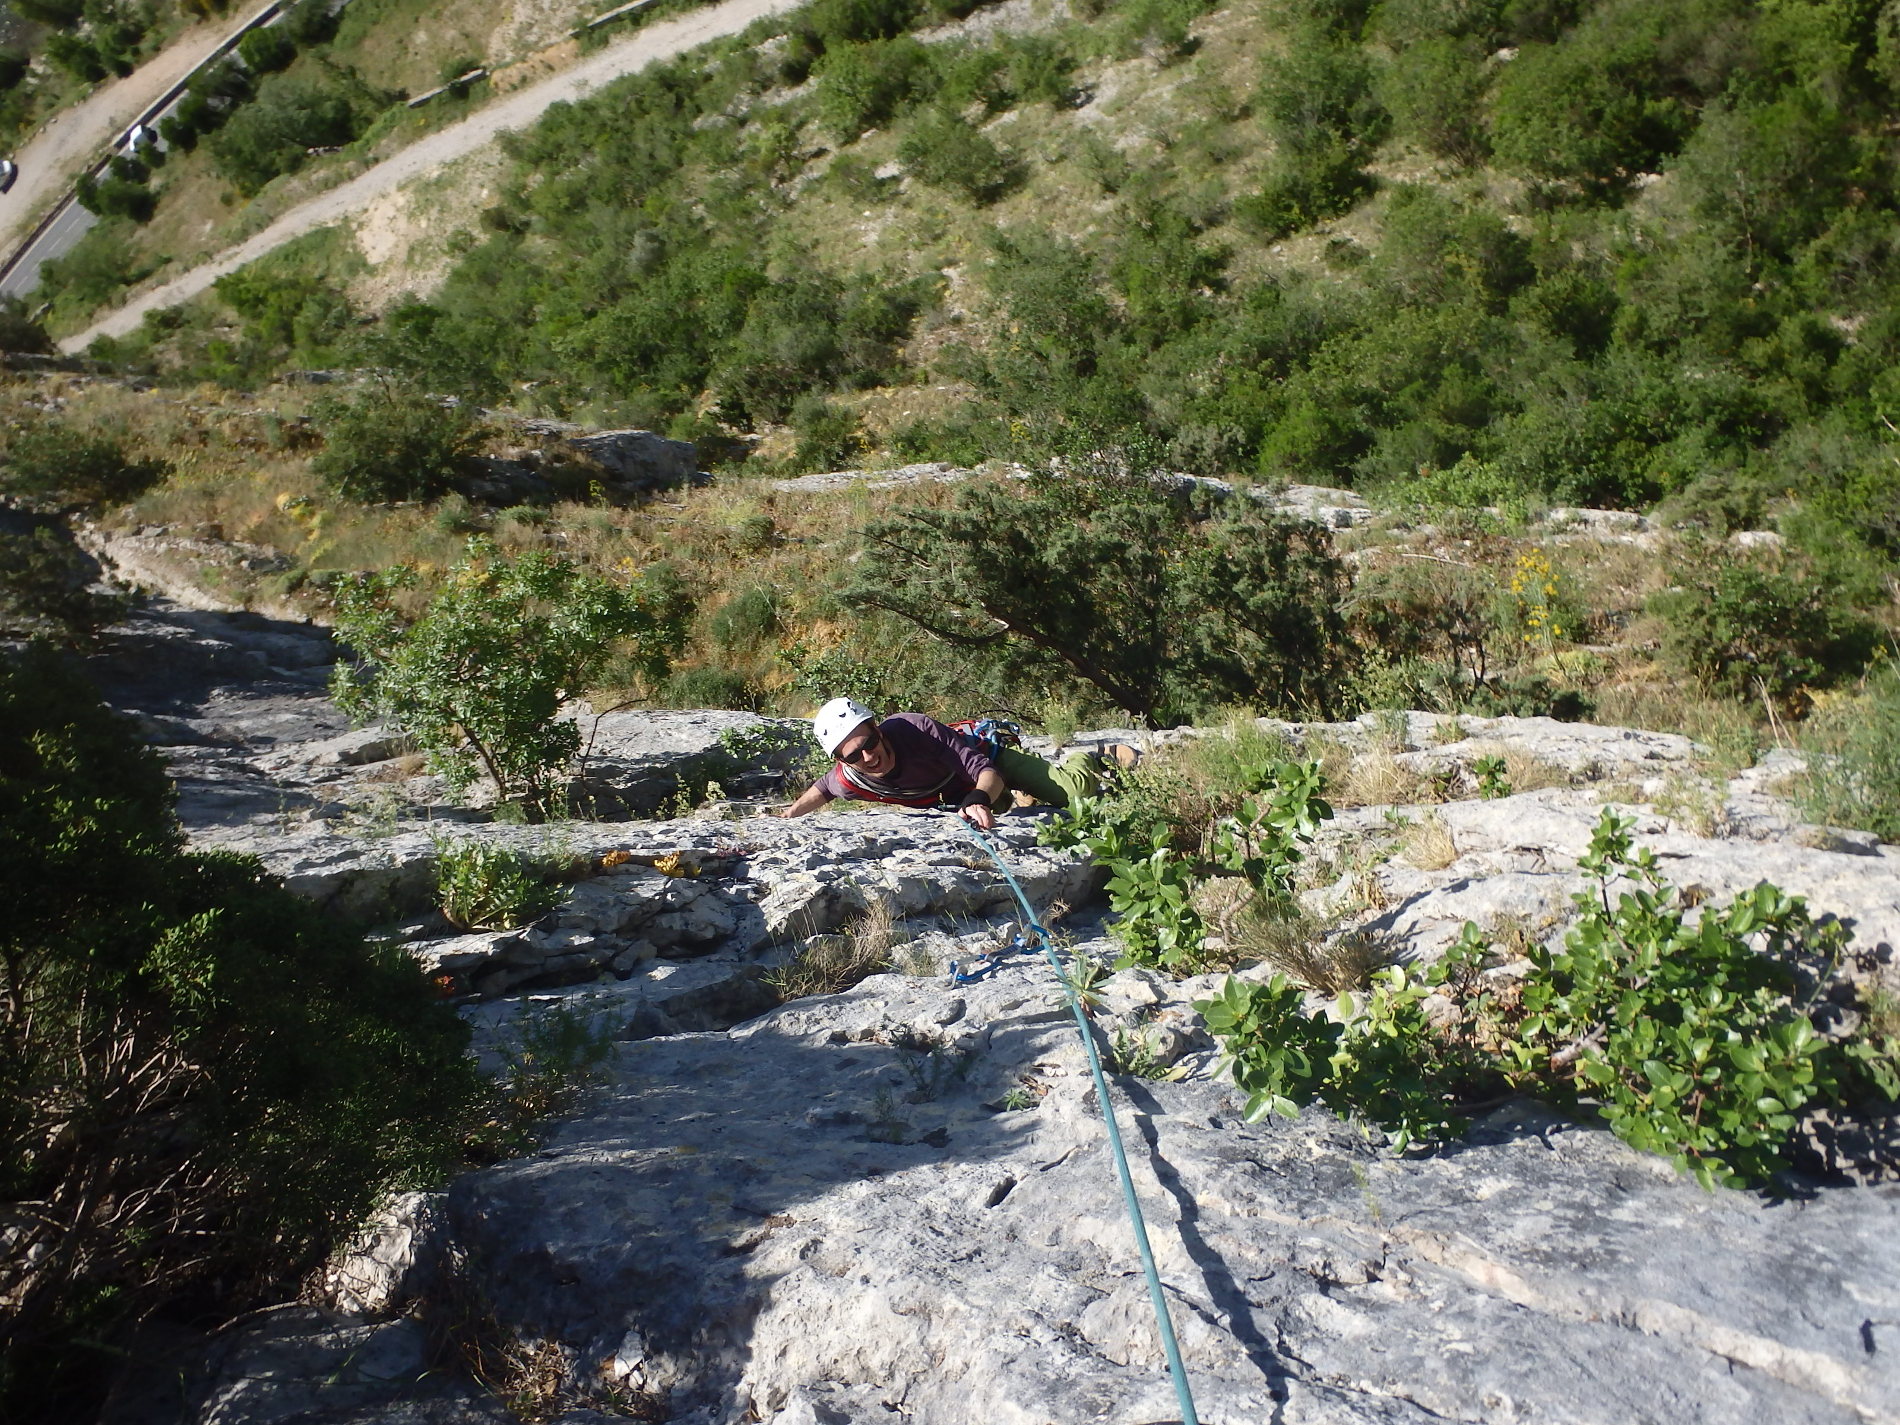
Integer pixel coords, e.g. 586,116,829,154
68,600,1900,1425
208,947,1900,1425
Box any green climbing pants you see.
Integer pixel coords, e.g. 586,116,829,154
989,746,1105,811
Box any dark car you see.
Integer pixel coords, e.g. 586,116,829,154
0,160,16,194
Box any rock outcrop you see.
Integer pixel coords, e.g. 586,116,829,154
192,940,1900,1425
69,600,1900,1425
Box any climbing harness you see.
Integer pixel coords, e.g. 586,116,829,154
959,819,1203,1425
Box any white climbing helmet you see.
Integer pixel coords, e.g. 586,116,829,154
813,697,879,757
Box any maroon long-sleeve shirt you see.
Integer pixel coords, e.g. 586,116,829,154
813,713,993,807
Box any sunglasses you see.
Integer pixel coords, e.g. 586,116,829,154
838,731,883,766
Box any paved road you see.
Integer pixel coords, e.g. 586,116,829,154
0,0,277,259
61,0,803,351
4,197,98,297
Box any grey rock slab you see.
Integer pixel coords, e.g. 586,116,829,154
337,958,1899,1425
319,1192,445,1317
188,1311,512,1425
1419,792,1900,963
1395,716,1700,777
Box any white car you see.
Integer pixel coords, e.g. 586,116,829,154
121,123,155,151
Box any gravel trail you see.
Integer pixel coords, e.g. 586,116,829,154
61,0,801,351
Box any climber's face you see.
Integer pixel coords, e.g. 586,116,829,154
836,723,894,778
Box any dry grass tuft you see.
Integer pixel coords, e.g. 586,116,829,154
1401,814,1459,870
767,898,902,1000
1234,908,1398,995
1502,746,1569,793
1338,749,1426,808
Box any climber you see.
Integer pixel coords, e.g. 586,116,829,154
775,698,1136,829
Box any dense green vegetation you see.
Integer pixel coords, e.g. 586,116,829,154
24,0,1900,807
0,643,481,1422
329,539,691,813
91,0,1900,544
1198,804,1899,1187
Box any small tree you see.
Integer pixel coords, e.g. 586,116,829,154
846,460,1352,723
310,383,482,503
330,540,690,814
0,421,164,508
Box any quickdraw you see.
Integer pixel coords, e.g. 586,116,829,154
947,926,1035,986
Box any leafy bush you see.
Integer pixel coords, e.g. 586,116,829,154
897,109,1022,203
1650,562,1877,711
814,35,933,140
1255,24,1385,161
330,540,691,814
210,69,384,195
661,664,761,710
0,524,128,641
1233,142,1375,238
1487,2,1715,195
1802,664,1900,842
0,421,164,508
73,171,155,223
1200,809,1898,1184
788,393,864,472
282,0,340,45
710,584,780,651
236,23,297,75
1046,752,1331,972
310,385,483,503
435,838,559,930
1376,35,1490,164
848,462,1354,723
0,296,49,357
0,644,479,1421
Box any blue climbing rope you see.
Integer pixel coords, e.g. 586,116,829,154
961,819,1203,1425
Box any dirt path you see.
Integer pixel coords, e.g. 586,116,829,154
0,0,278,254
61,0,802,351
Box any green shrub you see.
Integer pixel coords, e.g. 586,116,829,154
434,838,558,929
1650,562,1878,711
0,421,164,508
849,460,1354,723
310,385,483,503
789,393,864,471
210,69,385,196
1254,24,1385,161
1377,37,1490,163
710,584,780,651
1044,752,1331,972
236,23,297,75
0,525,128,642
74,171,155,223
1233,142,1375,238
282,0,340,45
814,35,934,140
1487,4,1711,195
1200,809,1898,1182
330,540,691,814
809,0,918,45
897,109,1022,204
0,296,50,357
1001,33,1076,106
0,644,479,1421
1802,664,1900,842
662,664,761,709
